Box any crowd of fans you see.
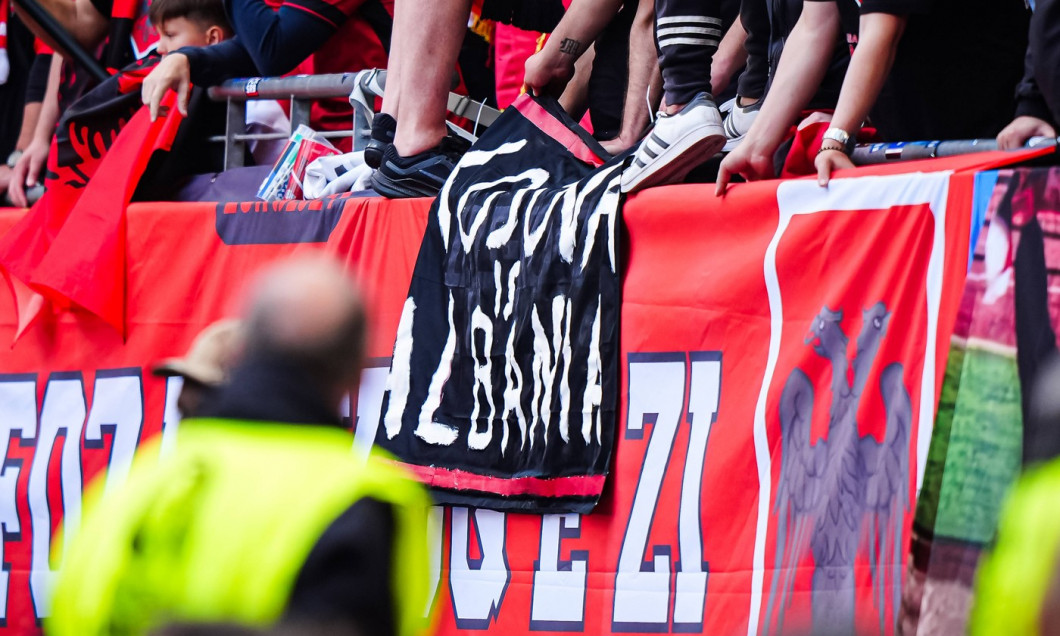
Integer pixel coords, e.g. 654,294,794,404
0,0,1055,206
1,0,1059,633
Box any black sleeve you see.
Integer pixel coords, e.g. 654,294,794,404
1028,0,1060,125
284,498,397,636
480,0,565,32
179,2,339,86
226,0,341,76
88,0,113,20
180,38,259,86
859,0,924,16
1014,44,1055,123
24,53,53,104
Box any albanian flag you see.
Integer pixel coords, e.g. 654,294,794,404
0,56,185,338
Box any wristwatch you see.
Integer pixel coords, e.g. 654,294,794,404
5,149,22,168
821,127,855,155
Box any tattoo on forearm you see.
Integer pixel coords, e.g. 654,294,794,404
558,38,583,56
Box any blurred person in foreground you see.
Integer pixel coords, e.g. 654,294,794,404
48,254,433,636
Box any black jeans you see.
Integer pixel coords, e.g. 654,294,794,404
655,0,723,105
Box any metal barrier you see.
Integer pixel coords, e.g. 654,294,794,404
206,69,501,170
851,136,1058,165
206,68,1056,172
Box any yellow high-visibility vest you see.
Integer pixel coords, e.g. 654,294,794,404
48,419,433,636
971,458,1060,635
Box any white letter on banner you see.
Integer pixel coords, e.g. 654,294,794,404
415,292,459,446
530,514,587,629
425,506,445,617
0,376,39,620
467,306,496,451
383,298,416,440
529,296,573,446
84,371,144,496
159,376,183,457
352,362,390,461
449,507,510,628
613,354,685,629
613,353,723,630
674,353,722,629
582,303,602,445
501,322,524,453
28,374,87,617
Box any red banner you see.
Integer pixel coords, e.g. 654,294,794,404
0,151,1039,634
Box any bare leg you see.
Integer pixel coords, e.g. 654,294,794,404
385,0,472,156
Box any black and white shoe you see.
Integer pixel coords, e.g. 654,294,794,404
620,92,726,194
365,113,397,169
721,96,762,152
370,137,468,199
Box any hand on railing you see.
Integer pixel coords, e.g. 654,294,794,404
997,116,1057,151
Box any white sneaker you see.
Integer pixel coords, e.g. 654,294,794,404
721,96,762,151
620,92,726,194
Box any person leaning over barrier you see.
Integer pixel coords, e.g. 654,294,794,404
147,0,290,165
716,0,1030,192
996,0,1060,150
139,0,390,122
48,255,434,636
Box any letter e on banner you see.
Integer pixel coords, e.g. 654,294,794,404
530,514,588,629
449,507,510,628
0,375,38,620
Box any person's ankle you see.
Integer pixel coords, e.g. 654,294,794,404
661,103,685,116
737,95,761,108
393,128,447,158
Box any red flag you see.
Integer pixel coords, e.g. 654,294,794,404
0,57,183,339
30,98,184,336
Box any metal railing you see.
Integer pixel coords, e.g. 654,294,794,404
206,68,1057,173
206,69,501,170
851,136,1058,165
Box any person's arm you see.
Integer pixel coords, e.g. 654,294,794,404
814,11,906,185
9,53,61,207
716,0,841,194
12,0,109,51
142,3,337,120
223,0,344,76
17,102,44,152
1,53,50,200
0,101,43,199
523,0,624,96
710,15,749,99
998,45,1057,149
600,0,659,154
558,43,595,118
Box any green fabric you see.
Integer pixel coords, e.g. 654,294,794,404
970,458,1060,636
47,419,433,636
925,346,1023,543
